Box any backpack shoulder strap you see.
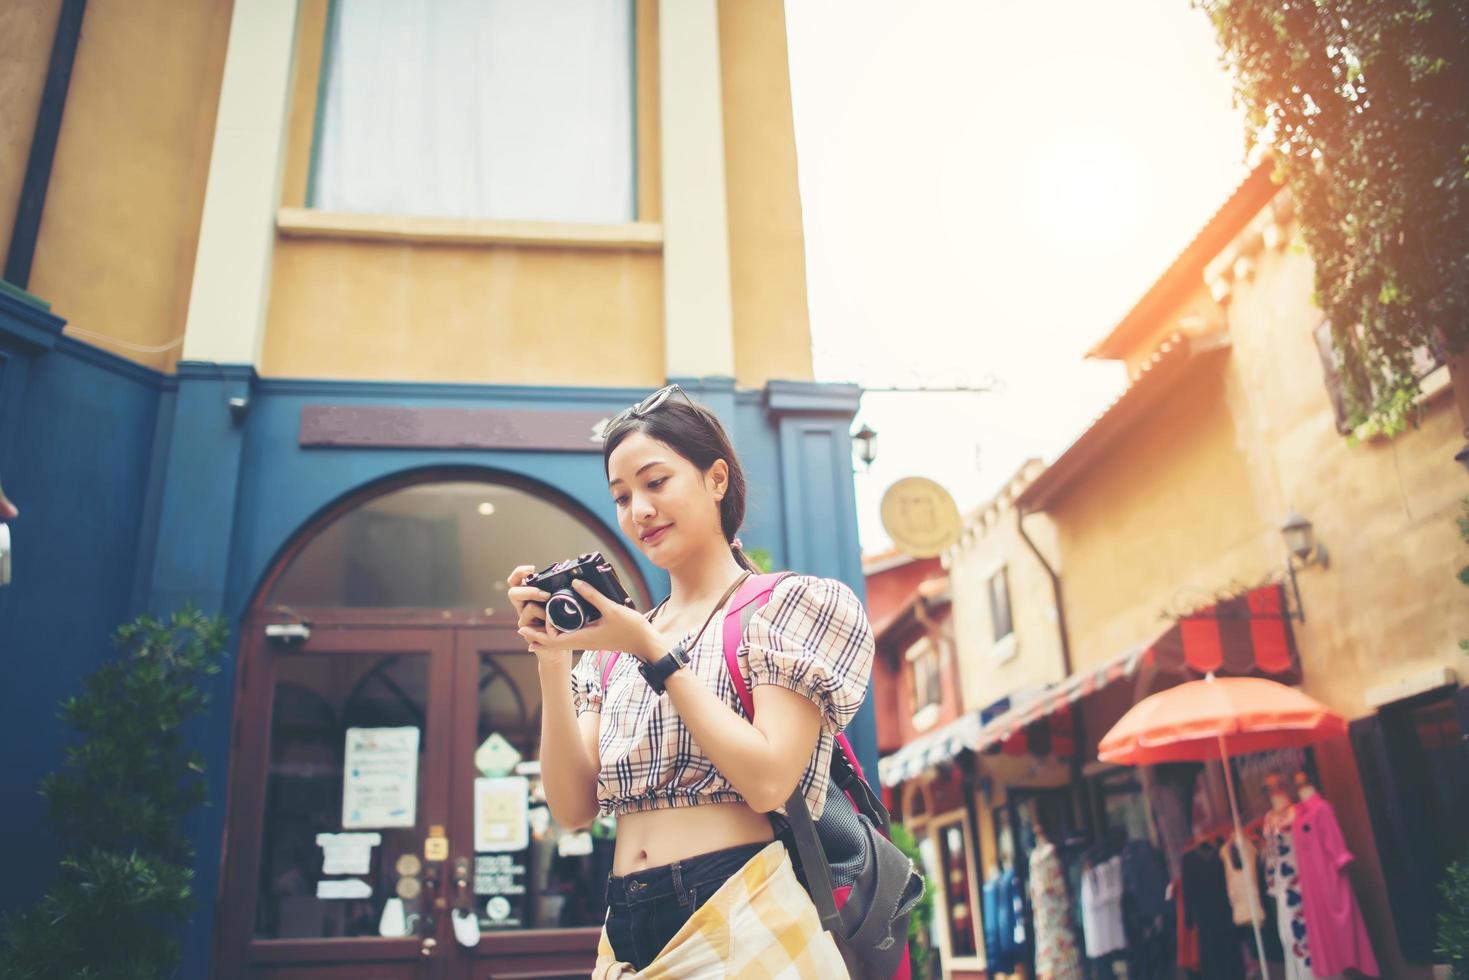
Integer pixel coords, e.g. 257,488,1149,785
722,571,794,719
599,650,620,695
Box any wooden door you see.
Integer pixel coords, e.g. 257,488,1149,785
216,620,456,980
442,627,602,980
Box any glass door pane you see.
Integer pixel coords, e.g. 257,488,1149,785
466,648,615,933
254,651,431,940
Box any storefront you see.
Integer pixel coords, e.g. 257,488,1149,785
881,583,1308,979
0,303,876,978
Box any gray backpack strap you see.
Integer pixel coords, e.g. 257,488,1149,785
782,786,843,932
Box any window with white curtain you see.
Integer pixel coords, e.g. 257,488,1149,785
312,0,635,224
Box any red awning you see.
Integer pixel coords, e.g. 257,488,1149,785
878,584,1301,784
973,584,1300,754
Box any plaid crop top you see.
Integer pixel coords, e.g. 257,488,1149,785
569,573,875,819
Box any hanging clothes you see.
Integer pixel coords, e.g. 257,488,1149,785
984,869,1024,974
1263,809,1312,980
1080,855,1127,958
1220,833,1264,927
1181,843,1244,980
1122,839,1173,980
1028,841,1083,980
1292,795,1379,978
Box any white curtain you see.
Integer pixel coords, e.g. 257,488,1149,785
314,0,634,224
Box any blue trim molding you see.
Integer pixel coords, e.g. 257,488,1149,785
0,288,65,354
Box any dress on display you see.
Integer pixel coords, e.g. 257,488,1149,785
1080,855,1127,958
1292,795,1378,978
1028,841,1083,980
1263,809,1311,980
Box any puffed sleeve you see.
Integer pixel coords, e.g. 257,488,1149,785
742,574,875,735
569,650,606,716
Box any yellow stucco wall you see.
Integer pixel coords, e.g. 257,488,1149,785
1221,233,1468,719
261,0,811,388
717,0,814,388
261,238,666,385
17,1,814,388
25,0,233,371
1050,359,1280,673
0,0,63,275
948,504,1068,712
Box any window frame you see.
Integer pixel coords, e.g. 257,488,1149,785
987,567,1014,644
926,808,986,972
281,0,661,244
906,636,942,720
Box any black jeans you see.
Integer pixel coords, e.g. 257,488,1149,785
603,840,770,970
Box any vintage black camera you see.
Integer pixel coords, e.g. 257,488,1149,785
524,552,635,633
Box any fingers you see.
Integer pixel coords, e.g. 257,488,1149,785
516,603,546,630
570,579,611,610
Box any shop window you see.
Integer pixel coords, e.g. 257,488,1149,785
907,637,942,718
312,0,635,224
936,817,980,959
1313,320,1445,434
1350,686,1469,961
255,653,432,938
988,567,1013,643
267,480,639,613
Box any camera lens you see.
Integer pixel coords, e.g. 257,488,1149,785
545,592,585,632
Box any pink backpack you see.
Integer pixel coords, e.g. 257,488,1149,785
600,572,922,979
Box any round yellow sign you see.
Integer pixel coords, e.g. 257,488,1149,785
880,477,962,558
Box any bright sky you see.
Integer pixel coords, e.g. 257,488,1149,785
784,0,1252,555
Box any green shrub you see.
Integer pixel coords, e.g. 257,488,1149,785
889,822,935,979
0,607,228,980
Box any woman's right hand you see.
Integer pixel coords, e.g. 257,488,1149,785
506,565,566,664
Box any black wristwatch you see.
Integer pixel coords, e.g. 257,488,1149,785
639,637,693,695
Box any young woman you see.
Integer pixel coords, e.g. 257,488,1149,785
506,384,875,975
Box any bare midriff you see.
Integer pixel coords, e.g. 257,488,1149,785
612,800,775,876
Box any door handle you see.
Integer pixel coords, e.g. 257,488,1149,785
453,856,473,912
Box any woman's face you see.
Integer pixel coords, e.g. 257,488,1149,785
607,430,727,567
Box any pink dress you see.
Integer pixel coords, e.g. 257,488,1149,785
1291,795,1378,978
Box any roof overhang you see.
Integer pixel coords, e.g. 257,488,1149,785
1016,333,1232,514
1087,160,1279,361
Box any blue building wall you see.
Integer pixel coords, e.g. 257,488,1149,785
0,316,876,978
0,298,167,922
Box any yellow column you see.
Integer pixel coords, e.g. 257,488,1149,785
658,0,735,379
182,0,298,364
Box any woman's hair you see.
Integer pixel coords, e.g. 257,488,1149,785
602,397,762,573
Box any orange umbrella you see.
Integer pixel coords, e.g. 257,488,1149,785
1098,674,1347,766
1098,674,1347,971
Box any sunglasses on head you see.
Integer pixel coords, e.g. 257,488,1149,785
605,383,697,431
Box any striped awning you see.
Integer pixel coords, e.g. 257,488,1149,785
877,584,1300,787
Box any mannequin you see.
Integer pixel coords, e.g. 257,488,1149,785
1290,773,1379,977
1262,774,1311,980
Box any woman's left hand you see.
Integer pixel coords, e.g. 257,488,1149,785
518,579,662,662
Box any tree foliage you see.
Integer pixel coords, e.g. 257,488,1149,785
0,607,229,980
1195,0,1469,434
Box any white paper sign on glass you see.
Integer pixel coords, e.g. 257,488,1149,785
474,776,529,852
316,831,382,875
343,726,420,830
316,878,373,900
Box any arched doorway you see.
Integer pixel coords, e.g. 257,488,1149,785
216,470,648,980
